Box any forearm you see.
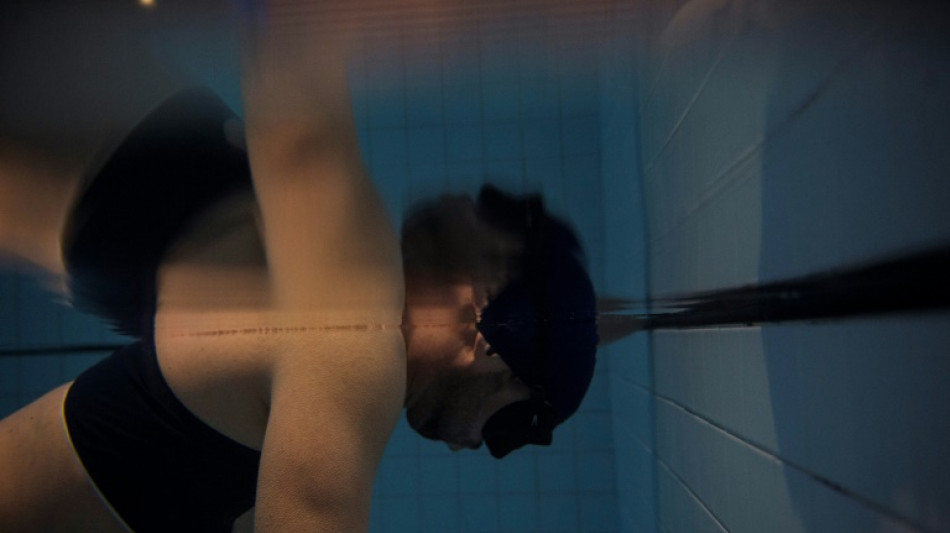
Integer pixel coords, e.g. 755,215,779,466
238,1,403,314
253,332,405,532
239,0,361,175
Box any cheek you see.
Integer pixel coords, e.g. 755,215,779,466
468,374,522,434
436,374,498,439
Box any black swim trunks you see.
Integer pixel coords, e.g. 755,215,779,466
60,88,261,531
61,87,254,337
63,340,261,532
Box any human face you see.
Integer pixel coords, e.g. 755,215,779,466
406,332,531,451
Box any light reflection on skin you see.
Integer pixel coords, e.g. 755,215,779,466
401,282,531,452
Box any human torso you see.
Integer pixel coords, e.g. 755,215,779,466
154,190,274,450
153,190,407,453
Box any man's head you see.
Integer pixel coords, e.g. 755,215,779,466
401,185,598,457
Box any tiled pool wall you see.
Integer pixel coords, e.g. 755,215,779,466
3,1,950,531
631,0,950,532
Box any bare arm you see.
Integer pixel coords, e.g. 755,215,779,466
255,331,405,532
239,3,406,530
240,3,403,317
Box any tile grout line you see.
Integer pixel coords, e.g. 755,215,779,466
654,391,931,532
655,456,731,533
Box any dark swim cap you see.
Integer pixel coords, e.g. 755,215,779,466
474,186,598,458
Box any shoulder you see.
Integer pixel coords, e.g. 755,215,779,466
255,328,405,529
268,327,406,417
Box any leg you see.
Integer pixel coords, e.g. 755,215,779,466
0,1,189,287
0,138,80,279
0,384,129,532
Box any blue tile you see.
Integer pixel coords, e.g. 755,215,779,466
523,120,561,159
580,492,619,532
578,453,616,492
446,123,483,162
0,274,16,347
560,76,599,118
62,309,106,345
458,455,497,493
482,83,521,123
421,455,458,494
384,419,419,457
521,78,560,121
357,127,373,160
657,463,726,533
562,156,602,197
446,160,486,188
610,339,650,387
575,413,614,452
101,327,135,346
18,355,62,394
0,396,21,419
368,89,407,129
406,86,444,127
443,83,482,124
16,389,44,408
524,158,562,188
580,371,612,412
0,358,18,394
461,494,498,532
479,42,520,87
538,453,576,492
538,494,579,532
482,159,523,185
420,495,459,532
373,165,409,222
498,493,538,532
62,353,107,381
368,496,384,533
379,495,420,532
417,435,451,456
408,126,446,169
616,441,658,532
546,417,578,453
408,163,449,191
562,116,601,157
370,127,409,173
17,282,62,347
376,457,419,495
484,123,522,162
496,453,535,493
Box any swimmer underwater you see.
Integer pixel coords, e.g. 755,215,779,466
0,2,601,531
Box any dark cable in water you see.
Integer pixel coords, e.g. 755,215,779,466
3,246,949,357
603,244,950,332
